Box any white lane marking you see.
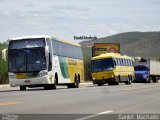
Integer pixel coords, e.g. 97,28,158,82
0,101,24,106
75,110,113,120
98,110,113,114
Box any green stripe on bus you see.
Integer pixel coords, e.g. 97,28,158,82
58,57,70,78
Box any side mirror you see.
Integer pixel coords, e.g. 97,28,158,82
45,46,49,57
2,49,7,61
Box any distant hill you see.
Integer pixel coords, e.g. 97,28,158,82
80,31,160,59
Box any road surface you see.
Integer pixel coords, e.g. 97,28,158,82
0,82,160,120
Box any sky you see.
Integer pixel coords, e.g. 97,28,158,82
0,0,160,42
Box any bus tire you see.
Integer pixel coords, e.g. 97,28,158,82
67,74,79,88
52,84,56,90
126,76,131,85
97,83,103,86
74,74,79,88
44,85,51,90
20,86,26,91
52,74,58,89
115,76,119,85
78,74,80,83
108,82,113,86
93,81,97,84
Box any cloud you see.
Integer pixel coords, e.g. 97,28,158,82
50,5,90,13
0,0,160,42
78,15,90,20
23,3,35,8
70,22,160,39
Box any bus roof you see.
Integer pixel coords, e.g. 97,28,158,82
92,53,133,60
51,36,80,47
8,35,81,47
8,35,51,41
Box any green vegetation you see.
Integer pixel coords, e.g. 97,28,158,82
80,31,160,81
82,47,92,81
0,42,8,84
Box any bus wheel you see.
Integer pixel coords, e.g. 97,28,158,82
74,75,79,88
126,76,131,85
108,82,113,86
67,75,79,88
97,83,103,86
93,81,97,84
52,75,58,89
20,86,26,91
44,85,50,90
115,76,119,85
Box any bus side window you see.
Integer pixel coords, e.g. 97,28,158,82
127,59,129,66
129,60,132,66
114,58,117,66
117,58,120,66
128,60,130,66
121,59,124,66
124,59,126,66
130,60,133,66
129,60,131,66
122,59,124,66
125,59,127,66
116,58,118,66
123,59,125,66
119,59,122,66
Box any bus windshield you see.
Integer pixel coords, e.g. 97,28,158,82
9,47,46,73
91,58,114,72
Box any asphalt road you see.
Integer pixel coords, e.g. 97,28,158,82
0,82,160,120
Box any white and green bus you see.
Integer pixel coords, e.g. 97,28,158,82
2,35,84,91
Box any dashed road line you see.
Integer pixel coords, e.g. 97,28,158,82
0,101,24,106
75,110,113,120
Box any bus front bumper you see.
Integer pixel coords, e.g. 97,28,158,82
92,77,115,84
9,75,50,87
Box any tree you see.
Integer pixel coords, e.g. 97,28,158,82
0,42,8,84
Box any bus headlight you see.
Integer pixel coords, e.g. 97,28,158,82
111,75,115,78
38,72,48,77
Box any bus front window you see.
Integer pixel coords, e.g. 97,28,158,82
9,47,46,73
92,58,114,72
92,60,102,72
9,49,26,72
26,48,46,72
102,58,114,70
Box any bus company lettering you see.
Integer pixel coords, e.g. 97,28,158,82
68,59,77,66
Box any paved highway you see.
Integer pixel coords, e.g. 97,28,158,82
0,82,160,119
